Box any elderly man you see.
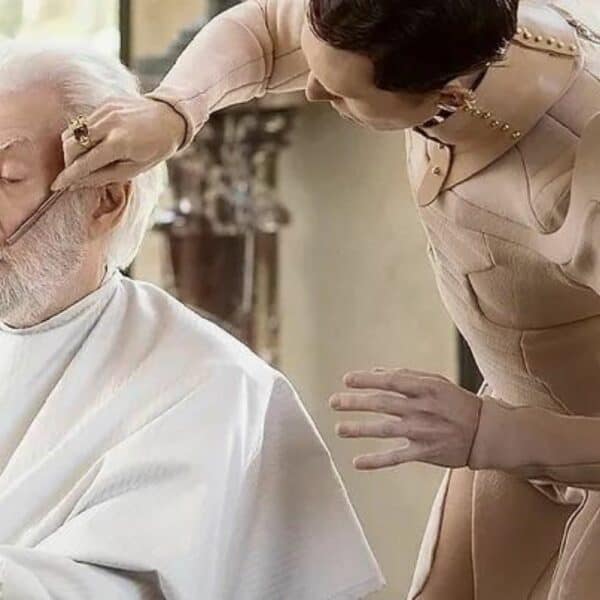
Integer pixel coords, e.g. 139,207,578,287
0,41,384,599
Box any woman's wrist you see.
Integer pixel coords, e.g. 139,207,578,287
145,91,193,151
467,396,555,473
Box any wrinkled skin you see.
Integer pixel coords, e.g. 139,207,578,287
0,84,130,327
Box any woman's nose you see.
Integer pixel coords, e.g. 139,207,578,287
305,73,336,103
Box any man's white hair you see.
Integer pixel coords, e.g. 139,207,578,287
0,39,167,270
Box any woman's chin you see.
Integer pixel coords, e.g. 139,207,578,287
335,109,359,125
332,106,409,132
363,120,406,132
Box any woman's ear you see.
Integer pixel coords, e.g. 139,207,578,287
89,182,132,237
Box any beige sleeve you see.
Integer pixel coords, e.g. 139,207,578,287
146,0,309,148
468,396,600,490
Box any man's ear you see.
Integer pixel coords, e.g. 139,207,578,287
89,182,132,237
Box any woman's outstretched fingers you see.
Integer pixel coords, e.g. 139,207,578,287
353,441,430,470
336,418,406,439
329,390,409,416
333,367,484,469
368,366,448,380
344,369,440,398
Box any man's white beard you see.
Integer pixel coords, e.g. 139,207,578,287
0,192,90,327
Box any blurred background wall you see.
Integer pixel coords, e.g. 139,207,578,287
131,0,206,58
277,105,455,597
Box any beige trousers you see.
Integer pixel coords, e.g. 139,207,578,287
410,468,600,599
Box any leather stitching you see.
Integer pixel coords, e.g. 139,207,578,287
269,68,310,90
518,332,572,415
546,111,580,139
557,493,600,598
528,549,560,600
208,77,268,110
515,144,548,232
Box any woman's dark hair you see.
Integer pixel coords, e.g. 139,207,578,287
308,0,519,93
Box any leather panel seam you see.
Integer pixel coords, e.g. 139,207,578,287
515,144,547,232
519,331,571,414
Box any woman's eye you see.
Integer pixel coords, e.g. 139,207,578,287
1,177,23,184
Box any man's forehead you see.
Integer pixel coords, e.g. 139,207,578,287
0,88,65,148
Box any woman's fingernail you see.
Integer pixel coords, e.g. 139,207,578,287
336,424,349,437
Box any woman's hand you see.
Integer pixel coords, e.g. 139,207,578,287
51,96,187,191
329,367,483,470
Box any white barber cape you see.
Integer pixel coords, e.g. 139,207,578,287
0,272,384,599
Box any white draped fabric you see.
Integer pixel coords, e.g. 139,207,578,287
0,272,384,599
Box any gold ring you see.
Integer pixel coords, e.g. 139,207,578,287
69,115,92,148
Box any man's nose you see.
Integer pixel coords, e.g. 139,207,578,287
305,73,337,103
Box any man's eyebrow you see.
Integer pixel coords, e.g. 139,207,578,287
0,136,32,152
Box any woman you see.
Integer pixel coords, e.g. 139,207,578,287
49,0,600,598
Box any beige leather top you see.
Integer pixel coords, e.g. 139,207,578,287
149,1,600,489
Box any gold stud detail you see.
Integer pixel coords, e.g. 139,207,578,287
535,35,543,43
569,44,577,52
463,105,472,113
516,27,523,35
557,41,565,48
432,166,442,176
511,131,522,140
490,120,500,128
474,109,483,117
483,111,492,120
547,37,555,45
523,30,532,40
501,123,511,132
